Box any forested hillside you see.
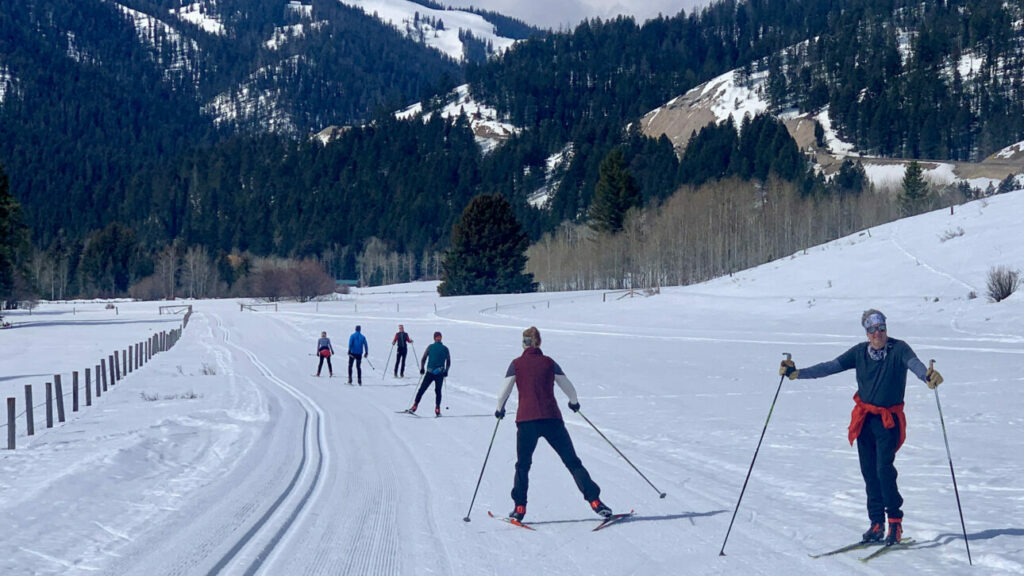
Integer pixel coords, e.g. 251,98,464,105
2,0,1023,301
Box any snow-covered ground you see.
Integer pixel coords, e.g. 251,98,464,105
340,0,517,61
2,191,1023,574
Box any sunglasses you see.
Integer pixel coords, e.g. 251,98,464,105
866,325,887,334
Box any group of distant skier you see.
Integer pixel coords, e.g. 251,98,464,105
311,308,945,547
315,325,451,414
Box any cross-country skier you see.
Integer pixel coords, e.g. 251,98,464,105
779,309,943,546
392,324,413,378
347,325,369,385
409,331,450,416
494,326,612,523
315,331,334,377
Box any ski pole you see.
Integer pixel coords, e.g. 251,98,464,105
407,371,428,408
930,360,972,565
463,417,502,522
719,352,789,556
382,343,394,380
576,410,666,499
365,356,375,371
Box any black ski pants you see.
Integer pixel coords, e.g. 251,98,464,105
394,348,408,376
511,418,600,507
414,371,444,407
317,355,332,375
856,413,903,524
347,354,362,382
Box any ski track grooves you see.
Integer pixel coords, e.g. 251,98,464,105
208,313,329,576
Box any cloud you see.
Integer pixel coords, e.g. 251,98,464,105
449,0,704,30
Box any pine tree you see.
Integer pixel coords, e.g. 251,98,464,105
1,163,30,308
899,160,930,215
438,194,536,296
588,148,641,234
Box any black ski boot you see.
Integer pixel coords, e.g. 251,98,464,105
590,499,613,518
862,522,885,543
509,505,526,522
885,519,902,545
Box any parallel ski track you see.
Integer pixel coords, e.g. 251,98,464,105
207,314,329,576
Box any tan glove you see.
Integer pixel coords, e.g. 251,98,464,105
779,359,799,380
926,367,943,389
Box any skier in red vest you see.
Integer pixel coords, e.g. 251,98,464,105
494,326,612,523
315,331,334,377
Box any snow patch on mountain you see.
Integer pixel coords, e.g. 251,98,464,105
812,108,856,156
397,84,519,152
703,69,769,127
114,2,199,81
527,144,574,209
204,57,304,133
338,0,517,61
994,140,1024,160
265,21,328,50
0,65,14,103
171,2,225,36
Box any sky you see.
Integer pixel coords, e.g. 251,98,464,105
2,190,1022,574
448,0,708,30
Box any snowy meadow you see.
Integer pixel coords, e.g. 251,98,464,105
1,191,1022,575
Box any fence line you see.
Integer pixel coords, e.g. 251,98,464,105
4,319,189,450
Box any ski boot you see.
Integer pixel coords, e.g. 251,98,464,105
590,499,613,518
861,522,885,543
509,505,526,522
885,518,902,545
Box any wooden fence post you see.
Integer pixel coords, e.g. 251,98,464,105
54,375,66,423
73,371,79,412
45,382,53,428
6,398,14,450
96,363,103,396
85,368,92,407
24,385,33,436
113,351,120,382
122,348,127,376
128,346,133,373
105,355,112,390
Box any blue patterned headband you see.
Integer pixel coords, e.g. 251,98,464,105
862,312,886,330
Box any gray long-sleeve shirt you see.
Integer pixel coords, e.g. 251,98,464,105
797,338,928,407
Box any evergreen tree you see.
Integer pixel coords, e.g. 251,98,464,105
1,163,30,307
79,222,141,296
588,148,641,234
899,161,930,214
438,194,535,296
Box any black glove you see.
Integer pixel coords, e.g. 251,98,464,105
442,368,449,377
779,359,799,380
495,409,505,420
363,352,368,358
568,401,580,413
420,367,425,375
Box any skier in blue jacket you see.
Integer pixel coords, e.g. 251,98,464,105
347,325,369,385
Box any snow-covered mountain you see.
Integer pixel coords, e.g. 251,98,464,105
640,67,1024,192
